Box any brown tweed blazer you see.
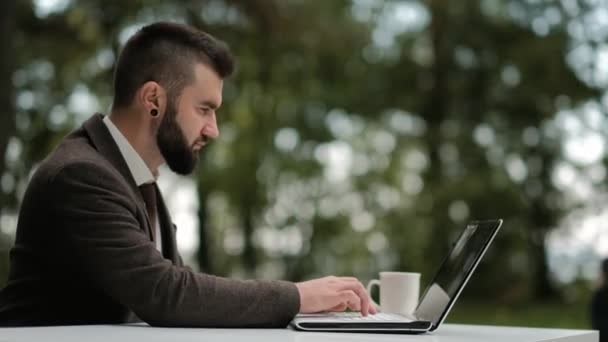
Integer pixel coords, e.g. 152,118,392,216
0,113,299,327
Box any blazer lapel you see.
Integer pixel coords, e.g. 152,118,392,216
81,113,156,242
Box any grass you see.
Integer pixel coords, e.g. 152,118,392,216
446,300,591,329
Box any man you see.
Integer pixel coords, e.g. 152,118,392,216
591,258,608,341
0,22,376,327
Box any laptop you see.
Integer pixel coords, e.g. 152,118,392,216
290,219,503,333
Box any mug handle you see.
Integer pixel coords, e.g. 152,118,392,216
366,279,381,309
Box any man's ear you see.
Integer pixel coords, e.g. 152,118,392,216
138,81,167,117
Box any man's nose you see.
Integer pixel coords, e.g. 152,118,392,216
203,113,220,139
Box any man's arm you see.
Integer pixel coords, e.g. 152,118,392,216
49,161,300,327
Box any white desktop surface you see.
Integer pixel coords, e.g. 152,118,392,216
0,323,597,342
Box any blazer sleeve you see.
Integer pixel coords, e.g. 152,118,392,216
48,160,300,327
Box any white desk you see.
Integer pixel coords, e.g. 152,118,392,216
0,323,597,342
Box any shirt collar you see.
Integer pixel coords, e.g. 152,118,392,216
103,115,156,186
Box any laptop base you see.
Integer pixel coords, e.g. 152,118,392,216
291,320,433,333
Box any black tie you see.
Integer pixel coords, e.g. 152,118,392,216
139,183,158,242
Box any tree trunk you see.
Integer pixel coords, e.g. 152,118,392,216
530,229,557,300
422,0,452,265
530,187,560,299
0,0,16,189
0,0,16,286
528,152,560,300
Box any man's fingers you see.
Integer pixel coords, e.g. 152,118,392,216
335,280,372,316
298,276,380,314
325,289,355,310
340,290,361,311
329,303,348,312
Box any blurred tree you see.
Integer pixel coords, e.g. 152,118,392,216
0,0,601,308
0,0,16,284
379,0,599,300
0,0,16,186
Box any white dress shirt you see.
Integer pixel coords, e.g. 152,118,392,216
103,115,162,252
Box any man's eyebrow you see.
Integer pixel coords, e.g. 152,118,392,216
199,100,220,109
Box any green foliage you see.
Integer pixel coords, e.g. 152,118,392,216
449,299,591,329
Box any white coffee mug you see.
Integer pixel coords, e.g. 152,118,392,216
366,271,420,315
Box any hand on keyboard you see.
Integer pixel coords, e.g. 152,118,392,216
295,276,378,316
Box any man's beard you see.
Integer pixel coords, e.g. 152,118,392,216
157,101,199,175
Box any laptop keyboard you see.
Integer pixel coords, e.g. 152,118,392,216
323,312,413,322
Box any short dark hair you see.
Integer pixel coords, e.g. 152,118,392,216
112,22,234,109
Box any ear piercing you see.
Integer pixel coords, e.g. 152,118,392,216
151,109,159,117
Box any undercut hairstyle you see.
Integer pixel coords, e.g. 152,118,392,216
112,22,234,109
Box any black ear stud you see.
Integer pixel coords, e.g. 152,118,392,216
151,109,158,117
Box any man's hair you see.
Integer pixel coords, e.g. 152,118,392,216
112,22,234,109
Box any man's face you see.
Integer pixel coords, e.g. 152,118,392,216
157,63,222,175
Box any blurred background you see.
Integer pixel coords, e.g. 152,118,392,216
1,0,607,329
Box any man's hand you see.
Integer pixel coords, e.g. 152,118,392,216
295,276,378,316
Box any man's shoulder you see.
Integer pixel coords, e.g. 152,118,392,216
35,129,118,185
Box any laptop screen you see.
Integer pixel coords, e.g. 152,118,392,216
414,219,502,329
